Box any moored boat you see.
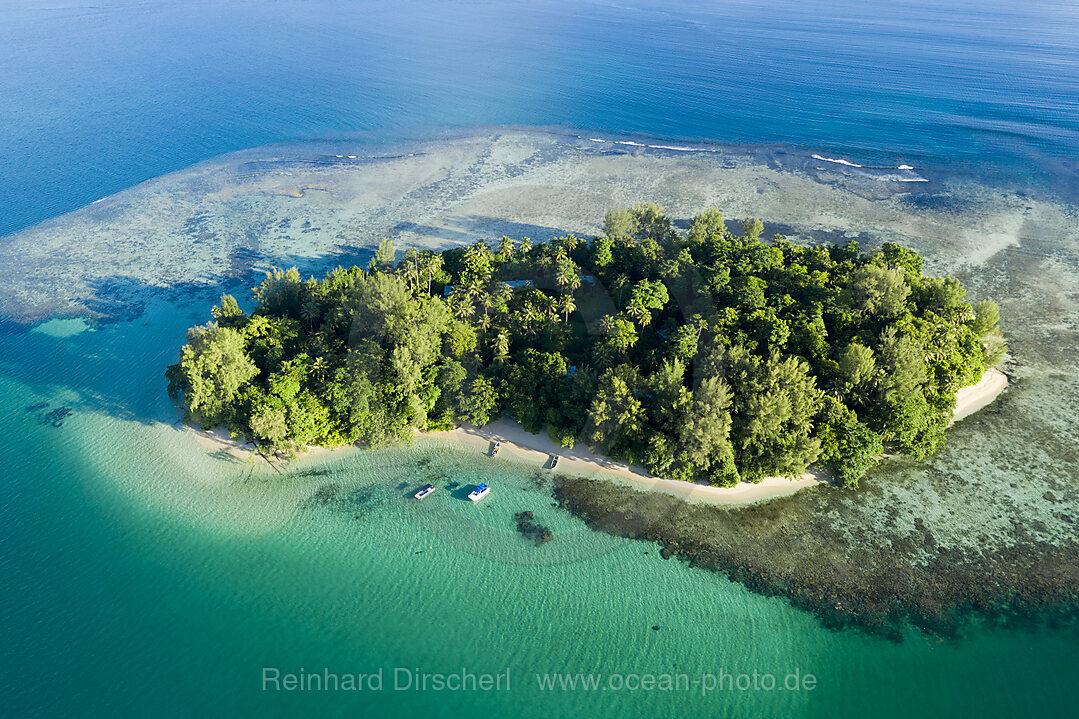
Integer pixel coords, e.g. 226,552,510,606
414,483,436,500
468,483,491,501
491,440,501,457
550,455,559,469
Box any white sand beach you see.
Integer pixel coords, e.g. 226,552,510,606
425,367,1009,506
437,419,828,506
952,367,1009,424
189,368,1007,506
190,425,343,464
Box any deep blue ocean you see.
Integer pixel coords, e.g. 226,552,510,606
1,0,1077,238
2,2,1079,718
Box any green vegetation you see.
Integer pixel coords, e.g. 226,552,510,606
167,204,1006,488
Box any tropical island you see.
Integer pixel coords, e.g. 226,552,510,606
167,204,1006,489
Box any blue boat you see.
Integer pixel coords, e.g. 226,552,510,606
414,483,436,500
468,483,491,502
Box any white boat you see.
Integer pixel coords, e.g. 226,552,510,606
414,483,436,500
550,455,559,469
491,440,501,457
468,483,491,502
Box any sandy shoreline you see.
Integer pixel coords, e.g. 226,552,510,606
189,368,1007,506
426,367,1009,505
952,367,1009,424
435,419,830,506
189,426,345,464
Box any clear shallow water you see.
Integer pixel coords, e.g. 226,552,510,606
2,0,1079,716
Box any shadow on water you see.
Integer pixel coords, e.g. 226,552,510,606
0,245,382,428
450,484,478,502
395,216,577,244
0,210,591,431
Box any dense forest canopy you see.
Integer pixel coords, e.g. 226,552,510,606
167,204,1006,488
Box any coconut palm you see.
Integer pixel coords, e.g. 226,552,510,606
625,299,651,326
422,252,443,295
452,295,475,321
301,298,321,331
311,355,328,383
496,236,516,263
493,331,510,365
559,294,577,324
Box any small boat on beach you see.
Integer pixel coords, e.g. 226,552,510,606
491,440,501,457
468,483,491,502
550,455,559,469
414,483,436,500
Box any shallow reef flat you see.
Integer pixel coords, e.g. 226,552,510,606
2,128,1076,324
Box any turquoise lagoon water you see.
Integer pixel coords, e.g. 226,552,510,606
2,0,1079,716
2,297,1076,717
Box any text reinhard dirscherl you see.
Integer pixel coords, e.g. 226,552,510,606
262,667,510,693
261,667,818,695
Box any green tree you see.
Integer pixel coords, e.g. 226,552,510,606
250,405,288,447
373,238,396,268
972,298,1008,364
631,203,674,243
211,294,244,323
174,323,259,425
597,315,638,360
586,371,642,456
687,208,725,244
674,375,734,485
732,354,822,481
460,376,500,426
603,207,636,240
881,242,923,283
817,397,882,488
740,218,764,241
853,264,910,317
837,341,876,400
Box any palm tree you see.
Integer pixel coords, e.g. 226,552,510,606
495,282,513,306
493,332,510,365
523,304,541,338
554,262,574,294
479,291,496,337
422,252,443,295
556,260,582,297
497,236,516,263
542,294,560,339
408,249,423,294
625,299,651,326
612,273,631,305
453,296,475,321
301,298,321,332
311,356,328,383
559,294,577,324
